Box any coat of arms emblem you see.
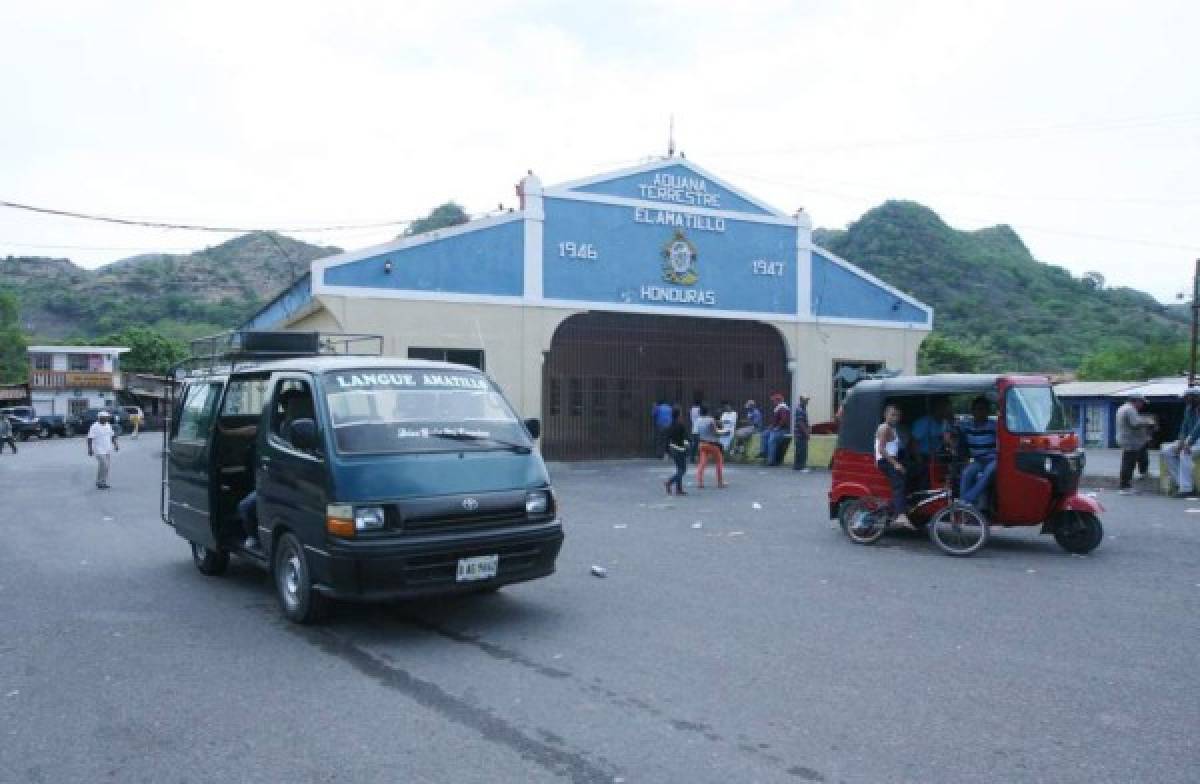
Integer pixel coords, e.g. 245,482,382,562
661,231,698,285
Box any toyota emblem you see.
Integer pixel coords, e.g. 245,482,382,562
461,498,479,512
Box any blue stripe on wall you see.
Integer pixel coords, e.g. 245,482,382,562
323,220,523,296
811,252,927,323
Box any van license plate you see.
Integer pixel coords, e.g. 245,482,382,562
456,555,499,582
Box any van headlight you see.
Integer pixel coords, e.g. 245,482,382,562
354,506,386,531
525,490,550,516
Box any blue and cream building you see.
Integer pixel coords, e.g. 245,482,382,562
248,157,932,458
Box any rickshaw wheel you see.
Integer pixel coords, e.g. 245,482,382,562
840,498,889,545
1053,512,1103,554
928,503,988,556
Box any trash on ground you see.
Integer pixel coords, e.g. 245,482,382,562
102,516,113,521
590,565,608,578
751,502,763,510
691,522,703,529
5,690,18,698
1187,509,1200,514
728,530,745,537
613,524,627,529
1026,569,1036,574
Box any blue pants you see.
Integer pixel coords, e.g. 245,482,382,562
877,459,907,516
668,448,687,492
237,491,258,539
764,430,791,466
960,460,996,506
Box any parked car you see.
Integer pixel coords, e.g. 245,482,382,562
67,407,131,437
0,406,69,439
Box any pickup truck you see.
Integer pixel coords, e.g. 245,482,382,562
0,406,69,440
66,407,131,437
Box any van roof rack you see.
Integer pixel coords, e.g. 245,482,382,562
175,330,384,377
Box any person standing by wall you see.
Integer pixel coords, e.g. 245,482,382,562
663,407,690,496
718,401,738,454
764,393,791,466
1162,387,1200,499
0,413,17,454
693,406,729,488
87,410,119,489
688,399,703,464
792,395,811,471
1115,394,1156,494
652,400,673,459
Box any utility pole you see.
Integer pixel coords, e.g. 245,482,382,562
1191,258,1199,387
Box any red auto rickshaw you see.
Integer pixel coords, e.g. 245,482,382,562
828,374,1103,555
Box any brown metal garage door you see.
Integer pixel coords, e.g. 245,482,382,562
542,312,791,460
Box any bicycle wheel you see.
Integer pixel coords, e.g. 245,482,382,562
928,502,988,556
840,497,889,545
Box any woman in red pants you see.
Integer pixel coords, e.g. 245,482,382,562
694,405,729,488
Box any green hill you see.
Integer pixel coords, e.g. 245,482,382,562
813,201,1185,371
1,232,340,340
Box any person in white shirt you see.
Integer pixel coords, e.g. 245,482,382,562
87,411,119,489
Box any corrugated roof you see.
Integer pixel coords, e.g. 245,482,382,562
1053,381,1138,397
1117,378,1191,398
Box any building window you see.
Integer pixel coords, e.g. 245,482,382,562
68,399,89,416
407,347,485,371
68,354,89,371
832,360,884,417
30,353,52,370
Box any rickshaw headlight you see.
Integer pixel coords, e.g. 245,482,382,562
354,506,386,531
1044,457,1055,474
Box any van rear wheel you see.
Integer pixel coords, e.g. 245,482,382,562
273,532,329,624
191,542,229,575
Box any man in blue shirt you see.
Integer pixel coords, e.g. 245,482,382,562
910,396,954,490
1163,387,1200,498
957,396,997,507
652,400,674,459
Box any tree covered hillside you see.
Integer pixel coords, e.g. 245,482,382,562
1,232,340,340
814,201,1186,372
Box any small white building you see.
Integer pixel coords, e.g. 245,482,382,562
27,345,129,417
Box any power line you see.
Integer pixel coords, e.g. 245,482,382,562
700,111,1200,157
0,198,418,233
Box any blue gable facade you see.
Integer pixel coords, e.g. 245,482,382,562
811,252,928,323
248,158,931,330
323,217,523,297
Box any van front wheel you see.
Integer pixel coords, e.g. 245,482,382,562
273,532,328,624
191,542,229,576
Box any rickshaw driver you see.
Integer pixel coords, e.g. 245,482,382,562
957,396,998,508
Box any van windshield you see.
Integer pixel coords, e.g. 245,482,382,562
322,369,532,454
1004,385,1068,434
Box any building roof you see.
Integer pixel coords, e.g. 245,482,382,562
27,345,129,354
1052,381,1139,397
1116,378,1192,399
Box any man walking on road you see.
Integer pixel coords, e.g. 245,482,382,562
87,410,119,489
1163,387,1200,499
1116,394,1156,494
0,413,17,454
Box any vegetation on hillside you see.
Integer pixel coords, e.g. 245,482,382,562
403,202,469,237
1075,340,1191,380
815,201,1185,373
1,232,340,340
0,291,27,384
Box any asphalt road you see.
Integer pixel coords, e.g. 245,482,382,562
1,436,1197,783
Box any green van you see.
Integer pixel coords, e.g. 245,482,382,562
161,332,563,623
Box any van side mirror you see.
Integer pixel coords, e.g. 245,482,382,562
288,418,320,451
523,418,541,440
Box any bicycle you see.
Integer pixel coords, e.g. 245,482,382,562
838,454,989,557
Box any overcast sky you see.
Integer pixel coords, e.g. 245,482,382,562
1,0,1196,302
